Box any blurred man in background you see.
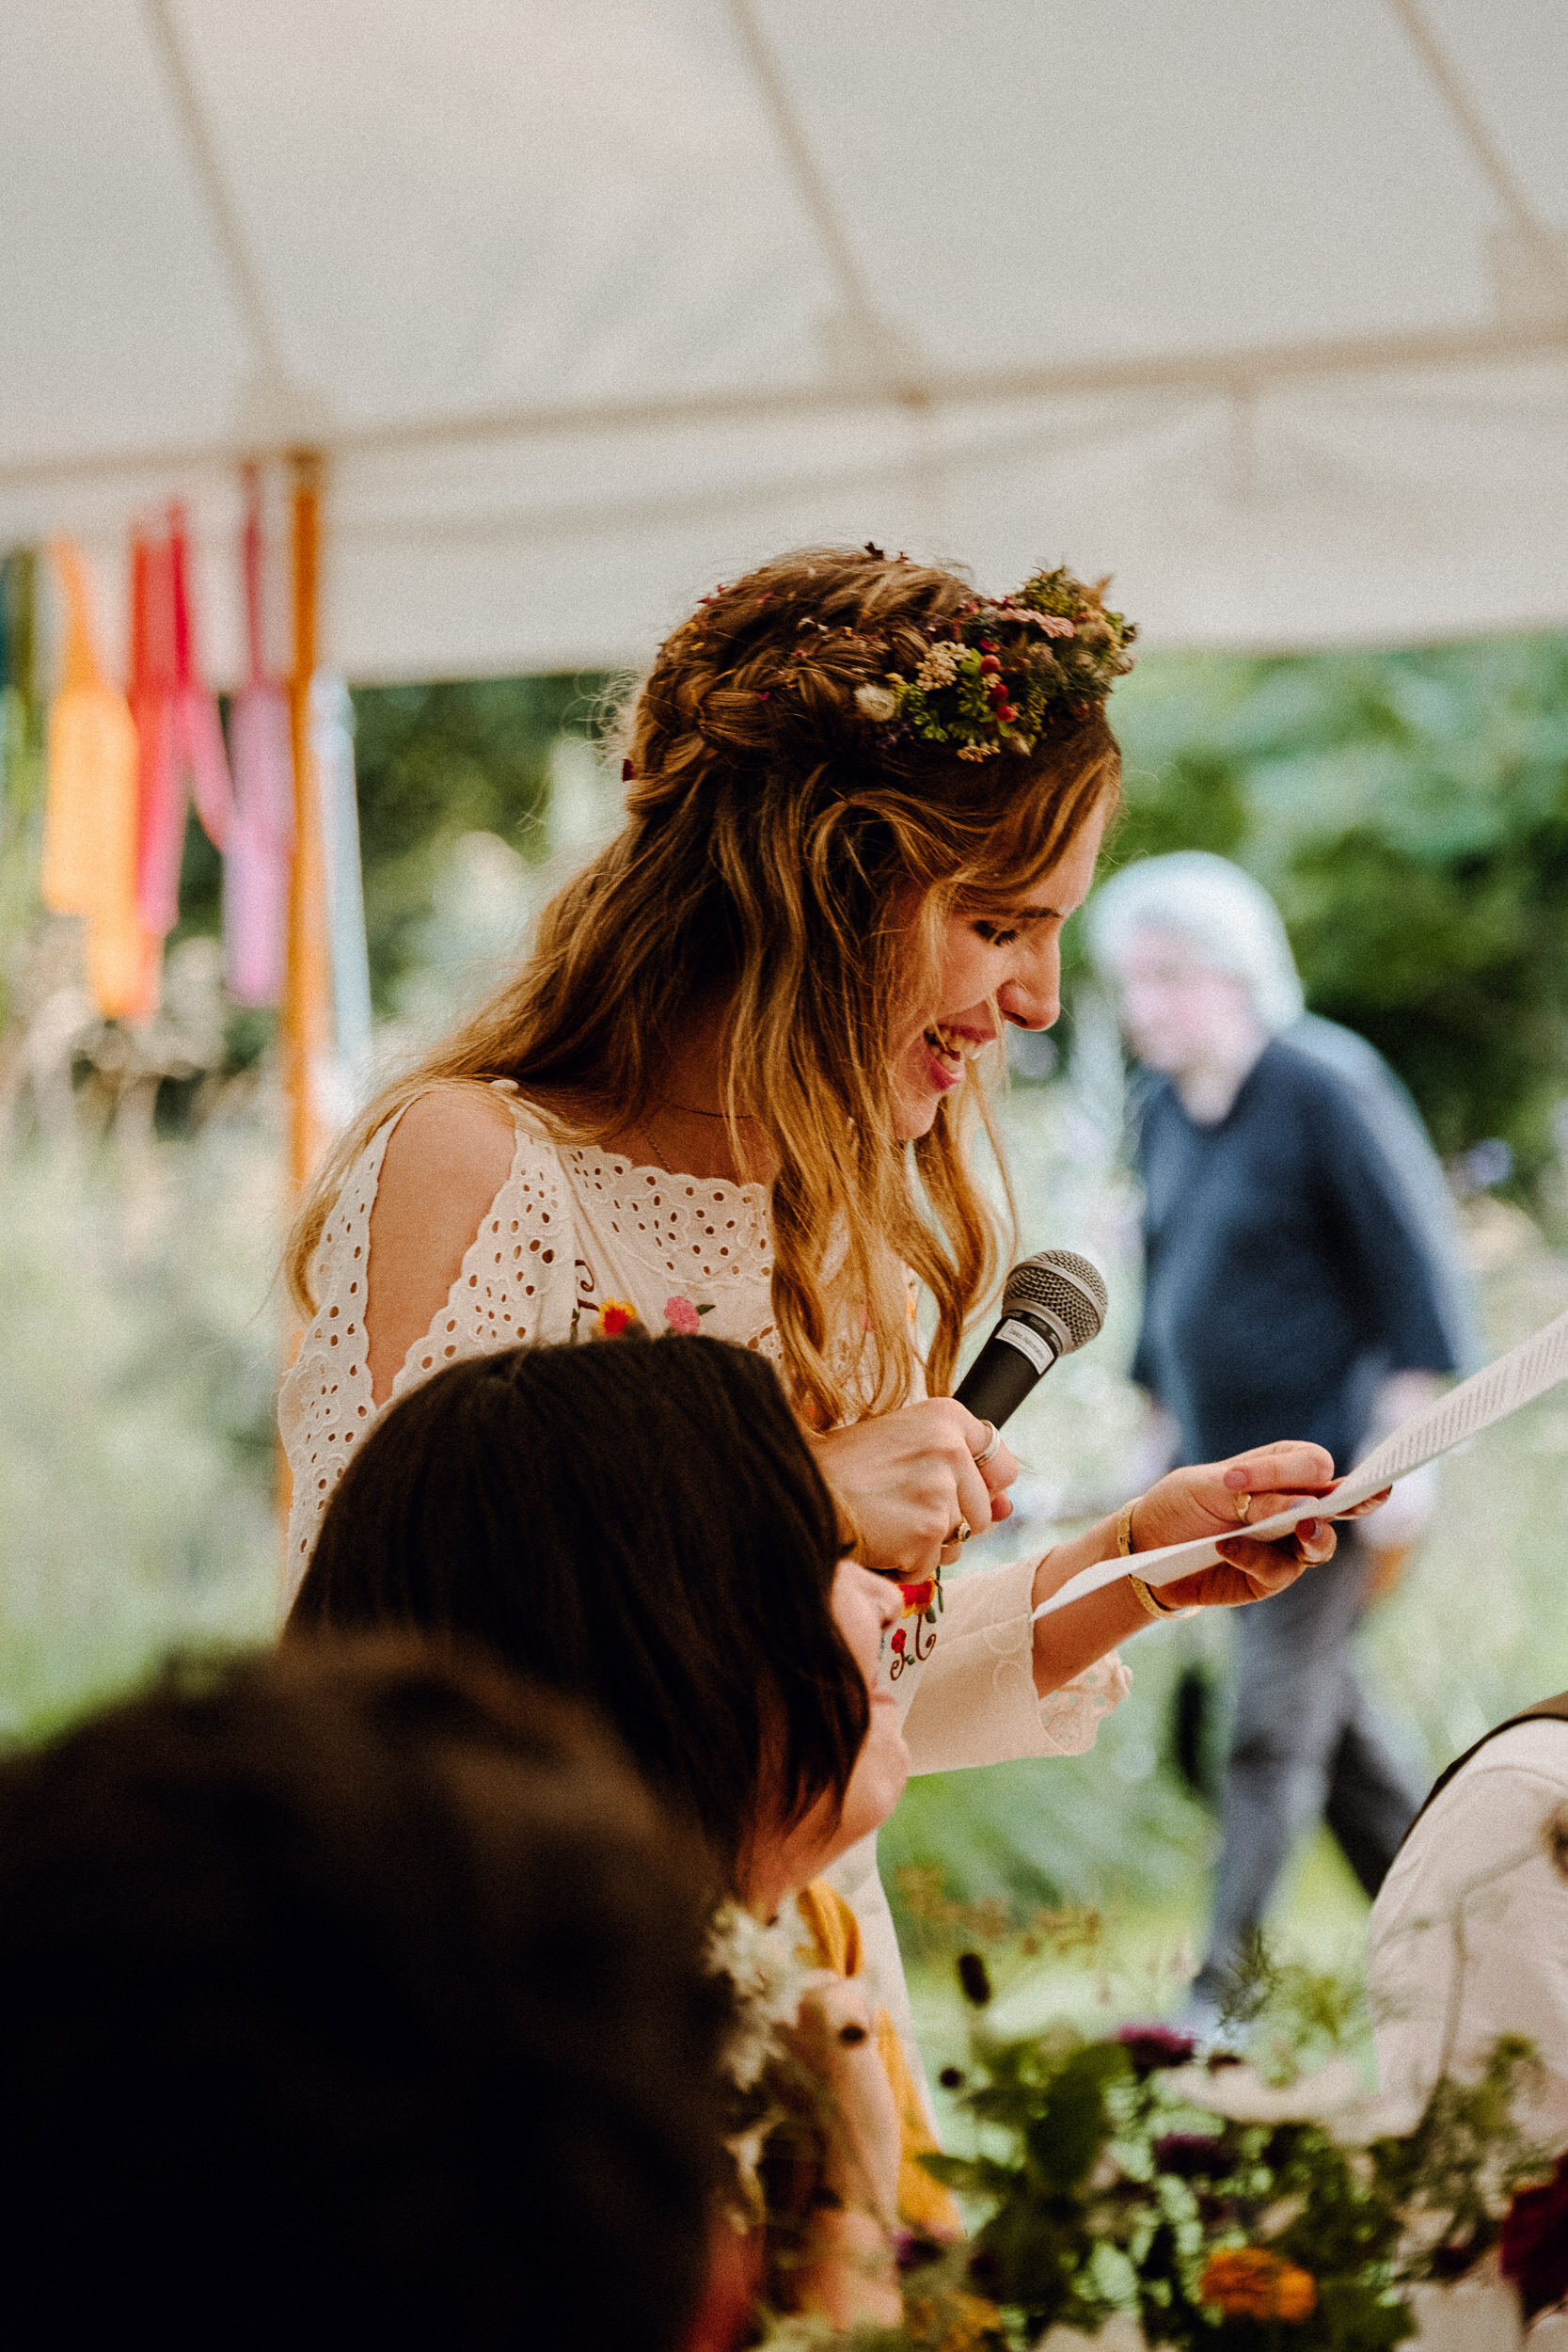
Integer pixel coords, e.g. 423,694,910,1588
1090,851,1478,2034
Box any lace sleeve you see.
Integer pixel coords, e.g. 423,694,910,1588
278,1117,399,1600
388,1106,578,1400
897,1550,1131,1775
278,1095,580,1604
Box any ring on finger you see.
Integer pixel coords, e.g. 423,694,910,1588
972,1421,1002,1468
1233,1491,1253,1524
945,1518,973,1546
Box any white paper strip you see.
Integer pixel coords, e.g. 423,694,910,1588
1032,1305,1568,1624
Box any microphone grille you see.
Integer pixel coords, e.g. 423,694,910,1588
1002,1249,1108,1353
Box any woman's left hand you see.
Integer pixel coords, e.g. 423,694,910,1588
1133,1440,1387,1610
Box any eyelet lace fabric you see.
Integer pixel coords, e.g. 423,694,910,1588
277,1117,397,1596
278,1097,779,1596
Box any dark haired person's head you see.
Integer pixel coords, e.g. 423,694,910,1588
0,1640,728,2352
289,1336,908,1904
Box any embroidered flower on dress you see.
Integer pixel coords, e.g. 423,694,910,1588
596,1298,638,1337
664,1295,703,1335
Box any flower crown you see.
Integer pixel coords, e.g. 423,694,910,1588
855,566,1136,761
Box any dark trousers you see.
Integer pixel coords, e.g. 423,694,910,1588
1194,1535,1421,1998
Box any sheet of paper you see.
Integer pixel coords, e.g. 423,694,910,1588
1032,1304,1568,1625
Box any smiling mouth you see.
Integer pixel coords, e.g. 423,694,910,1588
920,1022,978,1085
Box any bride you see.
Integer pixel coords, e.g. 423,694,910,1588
279,544,1351,2081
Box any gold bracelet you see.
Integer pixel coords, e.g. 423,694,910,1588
1128,1572,1182,1620
1116,1497,1140,1557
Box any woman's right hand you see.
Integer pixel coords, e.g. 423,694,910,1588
810,1400,1020,1578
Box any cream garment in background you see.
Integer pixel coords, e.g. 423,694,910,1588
277,1082,1130,2098
1368,1719,1568,2152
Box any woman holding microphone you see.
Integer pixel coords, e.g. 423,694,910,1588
279,544,1354,2075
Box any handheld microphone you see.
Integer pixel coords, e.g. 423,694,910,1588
954,1248,1108,1429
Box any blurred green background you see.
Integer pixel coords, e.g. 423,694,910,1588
5,628,1568,2028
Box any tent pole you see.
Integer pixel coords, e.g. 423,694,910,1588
276,448,329,1579
283,448,328,1193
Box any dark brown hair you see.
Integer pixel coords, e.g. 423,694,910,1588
0,1638,728,2352
288,1335,871,1891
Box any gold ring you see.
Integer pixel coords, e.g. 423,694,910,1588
1234,1492,1253,1524
946,1518,973,1546
972,1421,1002,1467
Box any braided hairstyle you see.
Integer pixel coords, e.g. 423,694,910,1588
290,547,1121,1424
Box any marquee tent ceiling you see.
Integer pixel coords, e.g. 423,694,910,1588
3,0,1566,680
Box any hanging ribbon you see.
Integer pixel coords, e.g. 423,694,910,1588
223,470,294,1007
283,453,331,1191
129,527,175,957
41,543,157,1020
310,671,372,1092
134,505,235,940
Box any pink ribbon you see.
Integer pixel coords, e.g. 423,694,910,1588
133,505,236,938
222,472,294,1007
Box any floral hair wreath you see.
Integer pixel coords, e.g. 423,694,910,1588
855,565,1136,762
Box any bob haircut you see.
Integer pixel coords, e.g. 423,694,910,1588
287,1335,870,1891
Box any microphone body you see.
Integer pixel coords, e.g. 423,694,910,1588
954,1248,1108,1430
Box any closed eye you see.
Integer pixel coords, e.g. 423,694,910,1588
973,907,1059,947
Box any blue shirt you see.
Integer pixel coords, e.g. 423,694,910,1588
1131,1025,1477,1476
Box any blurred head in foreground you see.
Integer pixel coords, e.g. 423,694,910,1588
1088,850,1304,1076
288,1334,909,1912
0,1640,728,2352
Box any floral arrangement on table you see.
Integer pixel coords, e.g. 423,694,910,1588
895,1948,1548,2351
730,1910,1564,2352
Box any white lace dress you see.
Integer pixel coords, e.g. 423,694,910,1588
278,1083,1131,2095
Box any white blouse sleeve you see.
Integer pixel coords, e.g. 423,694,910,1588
277,1091,579,1604
896,1551,1131,1775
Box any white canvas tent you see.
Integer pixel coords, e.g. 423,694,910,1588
2,0,1566,680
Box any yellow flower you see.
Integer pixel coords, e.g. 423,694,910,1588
595,1298,639,1338
1199,2247,1318,2322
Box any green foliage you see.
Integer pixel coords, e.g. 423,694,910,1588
349,674,609,1010
1371,2038,1549,2284
1212,1931,1370,2086
914,1952,1546,2351
137,673,611,1022
1107,633,1568,1188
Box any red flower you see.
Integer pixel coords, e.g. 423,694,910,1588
1502,2153,1568,2318
998,703,1019,723
596,1299,637,1338
891,1628,907,1655
1116,2024,1196,2076
979,655,1001,675
900,1580,935,1615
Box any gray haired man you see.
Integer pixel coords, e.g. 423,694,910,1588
1090,852,1478,2030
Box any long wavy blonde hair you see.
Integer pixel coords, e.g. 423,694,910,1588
287,548,1122,1427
